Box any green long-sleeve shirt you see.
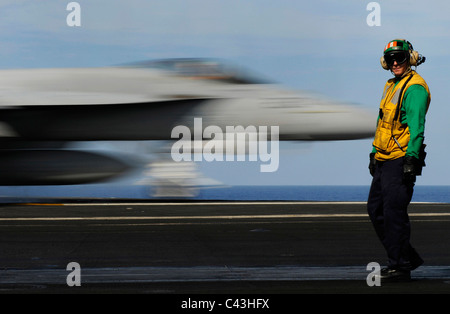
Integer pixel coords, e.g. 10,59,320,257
372,83,429,159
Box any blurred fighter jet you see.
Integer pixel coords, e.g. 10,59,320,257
0,58,375,187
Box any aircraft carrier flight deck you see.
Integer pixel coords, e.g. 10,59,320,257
1,201,449,295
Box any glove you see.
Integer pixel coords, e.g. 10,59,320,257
369,153,377,176
403,156,418,183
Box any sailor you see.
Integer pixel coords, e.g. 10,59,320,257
367,39,430,282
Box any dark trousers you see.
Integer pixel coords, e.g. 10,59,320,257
367,157,423,270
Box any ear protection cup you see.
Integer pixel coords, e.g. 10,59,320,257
380,56,389,70
409,50,419,66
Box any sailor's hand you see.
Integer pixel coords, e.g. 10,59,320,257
369,153,377,177
403,156,418,183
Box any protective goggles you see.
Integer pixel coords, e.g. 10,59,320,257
384,51,408,67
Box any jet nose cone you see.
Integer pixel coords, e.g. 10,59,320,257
279,102,377,141
332,106,376,140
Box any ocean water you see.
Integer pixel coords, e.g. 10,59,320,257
196,185,450,203
0,185,448,203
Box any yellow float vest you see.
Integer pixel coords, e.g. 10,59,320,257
373,71,430,161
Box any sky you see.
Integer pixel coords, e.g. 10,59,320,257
0,0,449,188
